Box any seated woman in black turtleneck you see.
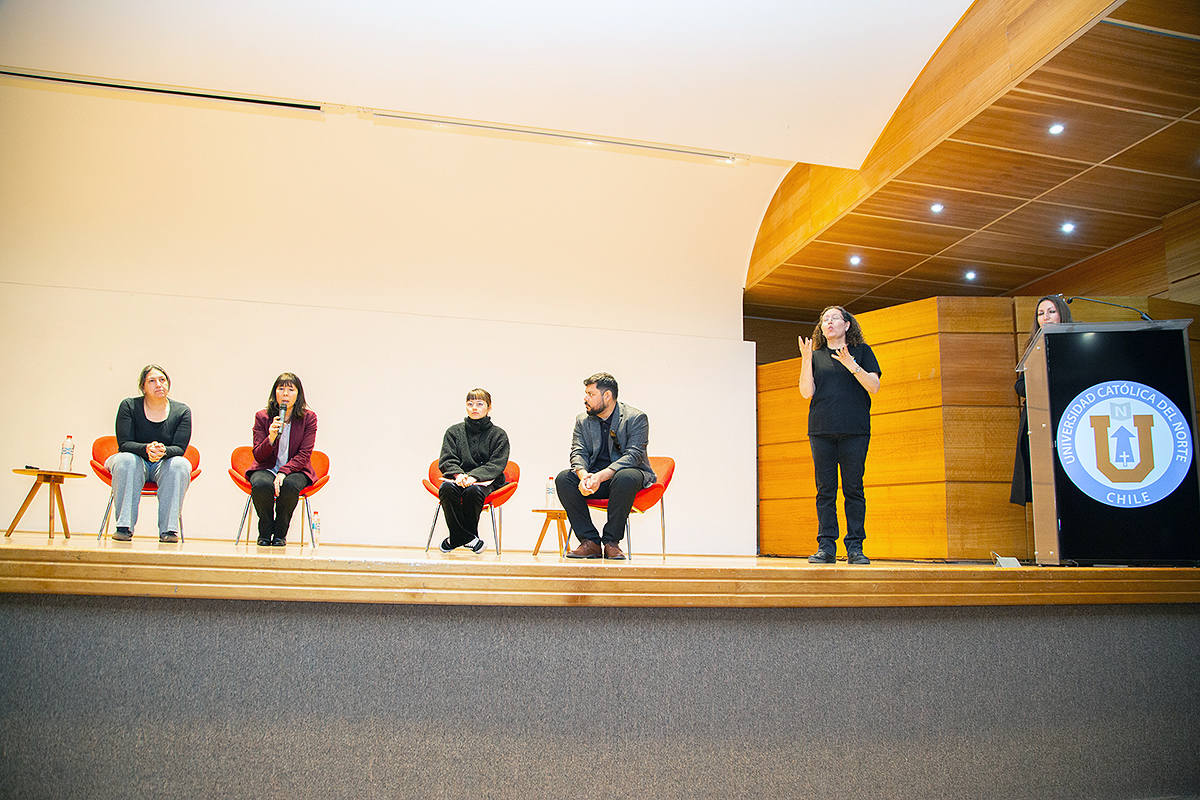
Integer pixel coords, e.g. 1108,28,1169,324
436,388,510,554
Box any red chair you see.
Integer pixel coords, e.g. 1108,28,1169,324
423,459,520,555
569,455,675,559
90,435,202,541
229,446,330,547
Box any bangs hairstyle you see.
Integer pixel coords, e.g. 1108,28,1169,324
1029,295,1073,337
138,364,170,395
266,372,307,419
812,306,866,349
466,388,492,406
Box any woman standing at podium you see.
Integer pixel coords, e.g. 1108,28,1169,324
1010,295,1073,505
107,364,192,542
247,372,317,547
799,306,882,565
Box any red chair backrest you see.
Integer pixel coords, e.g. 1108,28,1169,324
92,435,200,475
309,450,330,481
233,446,327,480
92,436,119,465
427,458,519,488
230,446,255,476
649,456,675,489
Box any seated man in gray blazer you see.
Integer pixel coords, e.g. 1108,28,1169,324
556,372,656,560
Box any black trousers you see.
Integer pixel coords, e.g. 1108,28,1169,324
249,470,311,542
555,467,642,545
438,482,490,547
810,433,870,553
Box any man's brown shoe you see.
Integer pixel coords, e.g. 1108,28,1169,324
566,539,603,559
603,543,626,561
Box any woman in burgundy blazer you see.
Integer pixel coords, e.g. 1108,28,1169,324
247,372,318,546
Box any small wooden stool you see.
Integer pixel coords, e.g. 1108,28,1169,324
531,508,569,556
6,469,87,539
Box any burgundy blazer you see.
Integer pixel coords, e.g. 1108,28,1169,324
249,408,318,484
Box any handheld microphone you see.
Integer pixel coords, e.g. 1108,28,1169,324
1064,295,1153,322
278,401,288,427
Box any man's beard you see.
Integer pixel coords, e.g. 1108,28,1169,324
585,405,602,417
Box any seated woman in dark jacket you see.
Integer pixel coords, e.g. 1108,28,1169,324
107,364,193,543
247,372,317,546
437,388,510,554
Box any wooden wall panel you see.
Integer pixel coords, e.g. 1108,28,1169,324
862,483,950,559
868,408,947,485
759,441,811,501
1165,202,1200,304
947,482,1029,560
758,497,814,557
940,333,1020,406
758,384,804,446
757,359,797,392
869,336,943,414
934,296,1016,333
759,484,950,560
943,406,1022,482
857,296,939,343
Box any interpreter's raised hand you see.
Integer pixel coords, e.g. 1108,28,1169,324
798,336,813,359
146,441,167,462
833,346,858,372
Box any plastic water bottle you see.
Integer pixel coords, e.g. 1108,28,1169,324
58,435,74,472
545,477,557,509
311,511,321,546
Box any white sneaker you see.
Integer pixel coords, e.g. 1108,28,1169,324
467,537,486,554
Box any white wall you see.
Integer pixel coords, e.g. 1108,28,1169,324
0,76,786,554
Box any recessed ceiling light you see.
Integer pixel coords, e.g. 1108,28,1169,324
965,271,976,281
1049,123,1065,135
1061,222,1075,233
930,203,944,213
849,255,861,266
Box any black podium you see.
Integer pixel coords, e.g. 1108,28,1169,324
1017,320,1200,565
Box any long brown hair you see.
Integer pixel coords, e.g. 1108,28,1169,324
812,306,867,349
1028,295,1073,337
266,372,308,419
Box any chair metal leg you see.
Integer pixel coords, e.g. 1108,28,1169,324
301,495,312,547
97,490,115,540
488,505,502,555
234,496,253,544
626,518,633,560
424,504,442,553
659,498,667,561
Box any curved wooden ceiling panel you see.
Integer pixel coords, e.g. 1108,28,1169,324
746,0,1200,323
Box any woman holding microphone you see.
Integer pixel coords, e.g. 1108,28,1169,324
247,372,317,547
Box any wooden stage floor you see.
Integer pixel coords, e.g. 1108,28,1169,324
3,530,1199,607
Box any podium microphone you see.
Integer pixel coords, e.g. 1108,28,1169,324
1064,295,1153,322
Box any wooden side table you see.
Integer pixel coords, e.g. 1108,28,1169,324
5,469,87,539
531,508,569,556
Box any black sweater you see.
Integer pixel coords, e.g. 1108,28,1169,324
439,416,510,485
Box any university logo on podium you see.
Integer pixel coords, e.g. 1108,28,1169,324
1056,380,1194,508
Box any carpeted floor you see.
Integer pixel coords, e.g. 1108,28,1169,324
1,595,1198,799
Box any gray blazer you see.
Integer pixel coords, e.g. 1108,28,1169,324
569,402,656,488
